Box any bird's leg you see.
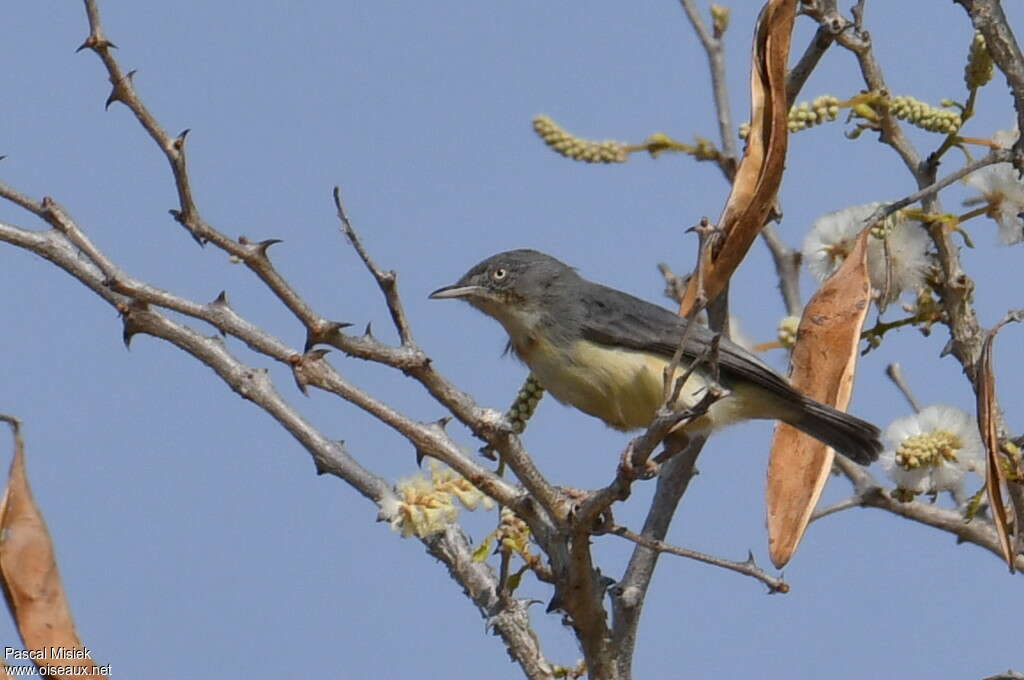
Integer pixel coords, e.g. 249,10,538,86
618,445,663,481
653,430,691,466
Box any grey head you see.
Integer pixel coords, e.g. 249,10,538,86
429,249,581,331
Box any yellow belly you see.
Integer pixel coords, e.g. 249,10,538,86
521,338,728,431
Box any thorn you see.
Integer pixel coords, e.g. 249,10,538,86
257,238,283,256
415,449,426,466
293,371,309,396
104,70,136,110
435,415,452,430
169,209,206,247
478,444,497,461
746,550,756,565
173,129,191,150
118,300,149,351
545,591,564,614
306,348,331,360
121,309,146,349
304,322,350,352
212,291,229,306
940,337,955,357
326,320,353,333
313,455,330,476
76,35,116,52
364,322,373,338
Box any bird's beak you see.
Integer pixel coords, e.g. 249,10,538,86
428,283,488,300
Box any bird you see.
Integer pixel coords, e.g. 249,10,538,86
430,249,881,465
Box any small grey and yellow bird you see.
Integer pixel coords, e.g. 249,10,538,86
430,249,881,465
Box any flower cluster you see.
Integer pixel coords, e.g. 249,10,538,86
532,115,628,163
495,506,531,555
888,95,962,134
964,127,1024,245
802,202,931,303
506,374,545,433
384,462,494,538
879,405,984,499
788,95,840,132
964,31,993,89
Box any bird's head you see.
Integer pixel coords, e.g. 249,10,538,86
429,249,576,329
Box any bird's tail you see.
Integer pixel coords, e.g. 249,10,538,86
784,397,882,465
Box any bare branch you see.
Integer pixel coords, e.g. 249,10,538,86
759,224,802,317
810,495,862,522
864,149,1013,225
610,444,703,671
786,23,837,106
293,351,522,509
829,12,923,175
333,187,414,346
830,457,1024,572
609,524,789,593
678,0,739,173
858,486,1024,573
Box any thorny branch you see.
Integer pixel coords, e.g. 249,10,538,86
0,2,566,677
609,524,789,593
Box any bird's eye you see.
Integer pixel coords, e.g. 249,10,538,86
491,268,507,281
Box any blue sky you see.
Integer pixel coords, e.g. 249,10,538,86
2,1,1023,677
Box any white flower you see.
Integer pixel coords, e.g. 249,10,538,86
802,203,931,302
878,404,984,498
964,128,1024,245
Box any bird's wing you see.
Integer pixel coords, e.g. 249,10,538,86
576,282,798,397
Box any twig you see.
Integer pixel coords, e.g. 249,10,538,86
863,150,1012,227
786,24,837,106
77,0,326,332
333,187,414,346
810,495,862,522
608,525,789,593
759,224,802,317
885,363,923,413
830,11,922,175
678,0,739,175
293,351,521,509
